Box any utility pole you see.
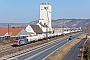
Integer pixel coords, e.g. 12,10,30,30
62,20,65,36
8,24,10,41
70,27,71,35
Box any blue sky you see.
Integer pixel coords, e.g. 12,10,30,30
0,0,90,23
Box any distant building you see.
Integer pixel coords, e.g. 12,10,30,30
25,24,43,36
37,23,49,33
0,28,29,37
39,2,52,32
52,27,79,33
52,27,62,33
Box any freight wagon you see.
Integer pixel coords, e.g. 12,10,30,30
13,35,44,45
13,30,77,45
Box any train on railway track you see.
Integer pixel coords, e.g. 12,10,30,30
13,30,80,45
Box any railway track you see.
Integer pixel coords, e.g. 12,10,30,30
0,36,63,58
0,32,79,58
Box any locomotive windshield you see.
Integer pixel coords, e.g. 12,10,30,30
14,40,18,42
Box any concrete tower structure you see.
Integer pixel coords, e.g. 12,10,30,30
39,2,52,32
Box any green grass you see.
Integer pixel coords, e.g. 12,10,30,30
86,46,90,60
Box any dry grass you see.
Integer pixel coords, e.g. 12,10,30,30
45,34,86,60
